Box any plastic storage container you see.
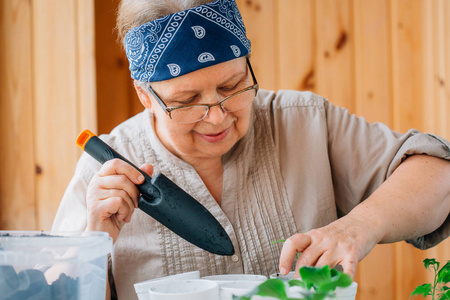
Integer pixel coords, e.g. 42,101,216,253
0,231,112,300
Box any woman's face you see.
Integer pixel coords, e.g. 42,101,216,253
136,57,254,164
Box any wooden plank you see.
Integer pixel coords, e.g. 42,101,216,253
433,0,449,140
421,0,450,294
95,0,140,134
390,1,450,298
353,0,392,124
422,0,436,135
236,0,278,90
391,0,426,134
352,5,396,297
0,0,36,230
315,0,355,112
395,244,431,300
276,0,315,92
32,0,81,230
355,244,395,300
444,0,450,140
77,0,97,136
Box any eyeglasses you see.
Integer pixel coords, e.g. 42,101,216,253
147,57,259,124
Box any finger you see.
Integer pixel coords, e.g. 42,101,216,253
339,256,358,279
98,159,145,185
295,245,326,273
279,233,312,275
314,250,340,269
94,174,140,208
90,196,134,223
112,197,131,223
139,163,154,177
99,189,136,222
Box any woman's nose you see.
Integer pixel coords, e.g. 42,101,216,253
203,104,226,124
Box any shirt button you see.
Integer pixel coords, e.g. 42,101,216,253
231,254,239,262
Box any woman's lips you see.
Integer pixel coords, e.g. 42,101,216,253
197,127,231,143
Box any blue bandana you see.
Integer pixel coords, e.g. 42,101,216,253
124,0,251,82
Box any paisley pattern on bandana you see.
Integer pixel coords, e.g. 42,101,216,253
124,0,251,82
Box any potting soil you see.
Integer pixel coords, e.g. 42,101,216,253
0,265,79,300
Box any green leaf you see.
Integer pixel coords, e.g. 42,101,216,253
298,266,352,293
288,279,308,289
235,279,288,300
438,289,450,300
410,283,432,298
309,293,328,300
424,258,440,270
318,272,353,292
235,266,353,300
437,262,450,283
300,265,332,291
296,290,328,300
330,268,339,277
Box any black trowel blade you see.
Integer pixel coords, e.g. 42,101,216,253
139,173,234,256
76,130,235,256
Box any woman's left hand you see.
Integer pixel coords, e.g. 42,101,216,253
279,155,450,278
278,213,382,278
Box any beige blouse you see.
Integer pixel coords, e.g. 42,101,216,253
52,89,450,300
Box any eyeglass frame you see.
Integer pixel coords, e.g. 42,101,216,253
147,57,259,123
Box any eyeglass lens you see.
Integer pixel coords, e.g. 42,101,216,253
169,88,257,124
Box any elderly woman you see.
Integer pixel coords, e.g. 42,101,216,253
52,0,450,299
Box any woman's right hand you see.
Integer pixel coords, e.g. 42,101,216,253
85,159,153,242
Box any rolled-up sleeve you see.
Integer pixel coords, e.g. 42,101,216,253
325,100,450,249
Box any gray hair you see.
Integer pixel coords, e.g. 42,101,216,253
117,0,214,88
117,0,214,45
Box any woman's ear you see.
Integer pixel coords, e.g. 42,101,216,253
134,81,154,113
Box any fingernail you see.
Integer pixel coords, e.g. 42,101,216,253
280,267,287,275
137,174,145,183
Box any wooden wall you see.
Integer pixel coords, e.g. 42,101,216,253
1,0,449,299
0,0,97,230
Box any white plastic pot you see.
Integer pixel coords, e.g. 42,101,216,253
202,274,267,284
134,271,200,300
202,273,268,300
147,279,219,300
218,280,265,300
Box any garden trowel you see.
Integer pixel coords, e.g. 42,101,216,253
76,129,234,256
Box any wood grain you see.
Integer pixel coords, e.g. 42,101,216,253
391,0,426,134
95,0,141,135
315,0,355,112
237,0,278,90
353,0,392,125
32,0,92,230
391,1,449,299
77,0,98,135
0,0,36,230
277,0,315,92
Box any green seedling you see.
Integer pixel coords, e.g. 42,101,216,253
410,258,450,300
234,265,352,300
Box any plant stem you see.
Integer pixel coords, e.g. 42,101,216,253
432,264,438,300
